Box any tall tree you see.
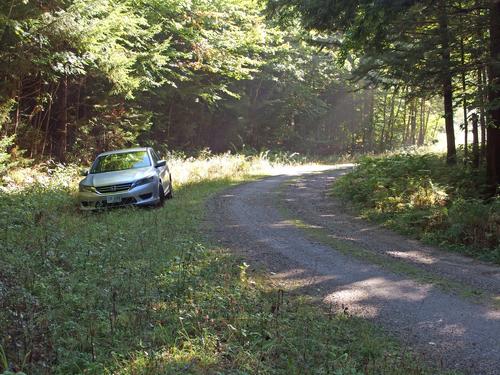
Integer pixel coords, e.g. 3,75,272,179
267,0,460,162
487,0,500,187
438,0,456,164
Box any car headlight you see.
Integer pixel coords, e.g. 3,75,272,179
79,184,95,193
132,176,155,188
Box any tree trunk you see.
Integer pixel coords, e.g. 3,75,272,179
41,99,52,158
13,79,21,135
401,96,408,146
379,91,388,151
167,100,174,140
361,91,367,152
368,88,375,152
471,113,480,168
461,35,468,163
478,68,487,160
389,90,403,149
476,0,487,161
438,0,457,164
386,87,398,147
486,0,500,188
417,98,426,146
56,77,68,161
410,100,417,145
424,106,431,141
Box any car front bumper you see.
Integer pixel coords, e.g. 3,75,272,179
78,181,160,210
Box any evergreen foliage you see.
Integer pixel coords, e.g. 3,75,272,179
1,0,440,165
268,0,500,186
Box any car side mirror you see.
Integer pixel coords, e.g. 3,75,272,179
80,169,89,176
155,160,166,168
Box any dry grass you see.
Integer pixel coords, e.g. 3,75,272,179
167,152,276,187
0,151,315,193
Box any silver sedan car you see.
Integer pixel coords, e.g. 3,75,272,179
78,147,172,210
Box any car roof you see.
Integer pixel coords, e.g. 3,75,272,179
97,147,151,157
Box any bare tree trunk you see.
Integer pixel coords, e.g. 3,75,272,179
361,91,367,152
13,79,21,135
424,106,431,142
410,99,417,145
167,100,174,140
401,96,408,146
486,0,500,188
41,84,57,158
418,98,426,146
41,100,52,158
368,88,375,152
479,67,487,160
76,79,82,123
56,77,68,161
386,87,398,147
438,0,457,164
389,95,403,149
461,35,468,163
379,91,388,151
471,113,480,168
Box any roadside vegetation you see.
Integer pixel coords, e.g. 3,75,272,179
2,0,499,373
1,153,448,375
332,152,500,264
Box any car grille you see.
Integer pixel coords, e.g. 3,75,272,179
95,183,132,194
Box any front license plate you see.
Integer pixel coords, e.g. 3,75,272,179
106,195,122,204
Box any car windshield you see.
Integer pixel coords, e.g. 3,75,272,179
91,151,151,174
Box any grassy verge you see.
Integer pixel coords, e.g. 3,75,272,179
331,152,500,264
1,154,453,374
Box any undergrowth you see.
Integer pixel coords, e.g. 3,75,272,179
332,152,500,264
1,152,450,374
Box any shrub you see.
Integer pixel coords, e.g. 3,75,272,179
447,198,500,252
332,152,499,263
0,135,15,176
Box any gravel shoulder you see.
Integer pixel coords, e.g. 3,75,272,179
207,166,500,375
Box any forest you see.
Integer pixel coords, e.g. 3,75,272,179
1,0,498,187
1,1,500,374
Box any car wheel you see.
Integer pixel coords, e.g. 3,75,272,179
157,184,165,207
166,181,173,199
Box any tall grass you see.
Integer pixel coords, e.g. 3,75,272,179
0,151,286,193
1,152,451,374
168,151,274,187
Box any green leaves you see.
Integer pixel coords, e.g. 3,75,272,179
332,151,499,262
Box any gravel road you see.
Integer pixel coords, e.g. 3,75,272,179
207,165,500,375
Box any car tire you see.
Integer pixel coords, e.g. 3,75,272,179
157,184,165,207
166,181,173,199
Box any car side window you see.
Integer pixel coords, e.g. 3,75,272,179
150,150,159,164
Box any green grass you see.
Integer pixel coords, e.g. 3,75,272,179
1,155,456,374
331,152,500,264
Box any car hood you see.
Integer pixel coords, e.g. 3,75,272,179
81,167,154,187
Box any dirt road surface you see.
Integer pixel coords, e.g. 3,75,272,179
208,165,500,375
